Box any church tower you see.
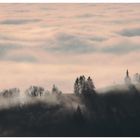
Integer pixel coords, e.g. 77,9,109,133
124,69,131,85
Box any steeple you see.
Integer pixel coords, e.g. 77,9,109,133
124,69,131,85
126,69,129,77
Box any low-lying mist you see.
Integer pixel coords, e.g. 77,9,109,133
0,83,140,136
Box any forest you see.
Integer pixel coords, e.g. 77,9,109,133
0,71,140,136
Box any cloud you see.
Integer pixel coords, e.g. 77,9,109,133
0,43,36,63
4,55,37,63
41,7,56,11
89,36,107,42
0,43,21,56
0,19,40,25
0,4,139,92
111,18,140,24
76,13,105,19
14,10,30,13
101,42,140,54
43,32,97,54
118,28,140,37
41,32,140,55
76,14,94,18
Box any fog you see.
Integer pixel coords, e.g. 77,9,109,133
0,82,140,136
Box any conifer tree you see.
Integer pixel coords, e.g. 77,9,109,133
74,75,96,95
87,76,95,91
74,77,80,95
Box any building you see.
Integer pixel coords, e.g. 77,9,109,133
124,69,131,85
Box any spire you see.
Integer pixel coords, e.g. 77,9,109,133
124,69,131,85
126,69,129,77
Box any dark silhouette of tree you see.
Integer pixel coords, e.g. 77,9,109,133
87,76,95,89
76,105,82,116
74,77,79,95
84,76,95,94
26,86,44,97
128,84,139,95
73,105,84,124
1,88,20,97
80,75,86,94
74,75,96,95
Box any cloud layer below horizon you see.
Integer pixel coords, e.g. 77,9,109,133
0,4,140,92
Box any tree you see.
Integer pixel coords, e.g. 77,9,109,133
74,75,96,95
79,76,86,94
1,88,20,97
52,84,62,96
44,90,50,96
26,86,44,97
73,105,84,124
87,76,95,93
133,73,140,83
74,78,80,95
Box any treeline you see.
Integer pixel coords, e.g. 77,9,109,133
0,75,96,98
0,84,62,98
0,75,140,136
1,71,140,98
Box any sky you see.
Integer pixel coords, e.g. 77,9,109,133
0,3,140,93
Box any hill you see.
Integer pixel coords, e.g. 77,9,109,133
0,84,140,136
